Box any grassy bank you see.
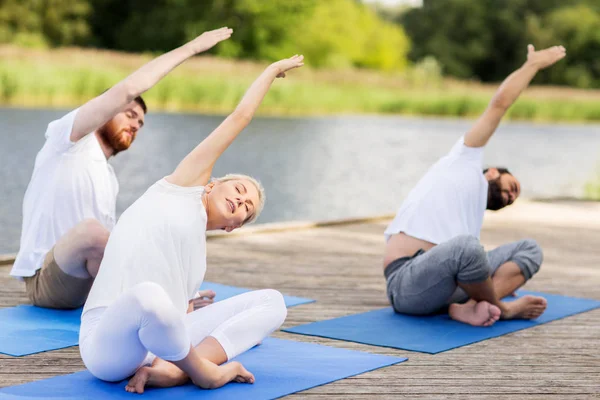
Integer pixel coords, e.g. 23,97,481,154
1,46,599,122
585,170,600,200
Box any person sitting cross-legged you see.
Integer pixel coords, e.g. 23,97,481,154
383,45,566,326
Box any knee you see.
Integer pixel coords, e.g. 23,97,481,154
516,239,544,278
78,219,110,254
521,239,543,266
260,289,288,328
455,235,487,263
128,282,176,321
453,235,489,282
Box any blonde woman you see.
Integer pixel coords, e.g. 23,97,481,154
79,29,304,393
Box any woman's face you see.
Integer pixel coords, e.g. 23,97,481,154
205,179,260,231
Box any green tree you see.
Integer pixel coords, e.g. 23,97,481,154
292,0,410,70
527,4,600,88
184,0,317,60
86,0,408,71
88,0,317,58
400,0,491,79
87,0,191,51
400,0,599,85
0,0,90,47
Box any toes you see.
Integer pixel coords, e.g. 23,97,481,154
483,316,498,327
490,306,501,318
530,296,547,305
524,310,544,319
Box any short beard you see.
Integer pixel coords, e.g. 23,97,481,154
486,178,506,211
97,122,133,156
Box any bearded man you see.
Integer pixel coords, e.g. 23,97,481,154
10,34,229,309
383,44,567,326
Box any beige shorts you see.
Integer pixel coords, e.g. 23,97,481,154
24,247,94,309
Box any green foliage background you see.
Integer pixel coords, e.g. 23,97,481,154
2,0,599,87
400,0,600,87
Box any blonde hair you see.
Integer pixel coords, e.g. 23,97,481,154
212,174,265,225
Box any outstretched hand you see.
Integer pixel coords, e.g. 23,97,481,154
525,44,566,70
187,27,233,55
272,55,305,78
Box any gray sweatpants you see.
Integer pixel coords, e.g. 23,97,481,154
385,235,543,315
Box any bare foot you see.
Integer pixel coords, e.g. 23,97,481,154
230,362,255,384
449,301,501,327
125,359,188,394
501,295,547,320
191,361,255,389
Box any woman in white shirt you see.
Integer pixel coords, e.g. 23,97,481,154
79,28,304,393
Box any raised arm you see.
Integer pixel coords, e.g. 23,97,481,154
464,45,566,148
167,55,304,187
70,28,233,142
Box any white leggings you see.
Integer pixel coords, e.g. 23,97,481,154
79,281,287,382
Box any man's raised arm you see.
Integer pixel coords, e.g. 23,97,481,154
70,27,233,142
464,45,566,148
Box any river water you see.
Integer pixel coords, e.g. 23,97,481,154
1,108,599,253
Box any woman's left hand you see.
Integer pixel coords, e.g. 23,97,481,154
190,289,217,310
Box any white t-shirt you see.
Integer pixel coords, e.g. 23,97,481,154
11,109,118,278
384,137,488,244
83,179,208,316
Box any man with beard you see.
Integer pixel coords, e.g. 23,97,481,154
383,44,566,327
11,27,233,309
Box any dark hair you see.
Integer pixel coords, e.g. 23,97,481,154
101,88,147,114
134,96,147,114
485,167,513,211
483,167,511,175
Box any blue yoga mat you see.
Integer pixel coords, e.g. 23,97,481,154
283,291,600,354
0,338,406,399
0,283,315,357
0,305,82,357
199,282,315,308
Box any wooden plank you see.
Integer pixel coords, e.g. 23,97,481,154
0,201,599,398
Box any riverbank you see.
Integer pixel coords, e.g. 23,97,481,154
1,46,599,122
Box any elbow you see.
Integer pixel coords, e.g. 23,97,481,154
229,110,253,126
117,81,140,103
490,94,511,111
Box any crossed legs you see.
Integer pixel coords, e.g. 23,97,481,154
386,235,547,326
79,282,287,392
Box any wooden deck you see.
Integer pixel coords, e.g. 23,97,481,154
1,200,599,399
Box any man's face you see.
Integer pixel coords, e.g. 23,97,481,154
485,168,521,210
97,101,145,154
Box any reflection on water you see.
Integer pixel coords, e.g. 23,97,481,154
1,108,599,253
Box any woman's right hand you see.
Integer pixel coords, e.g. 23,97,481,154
271,55,305,78
186,27,233,55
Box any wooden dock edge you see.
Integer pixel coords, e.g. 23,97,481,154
0,214,396,266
